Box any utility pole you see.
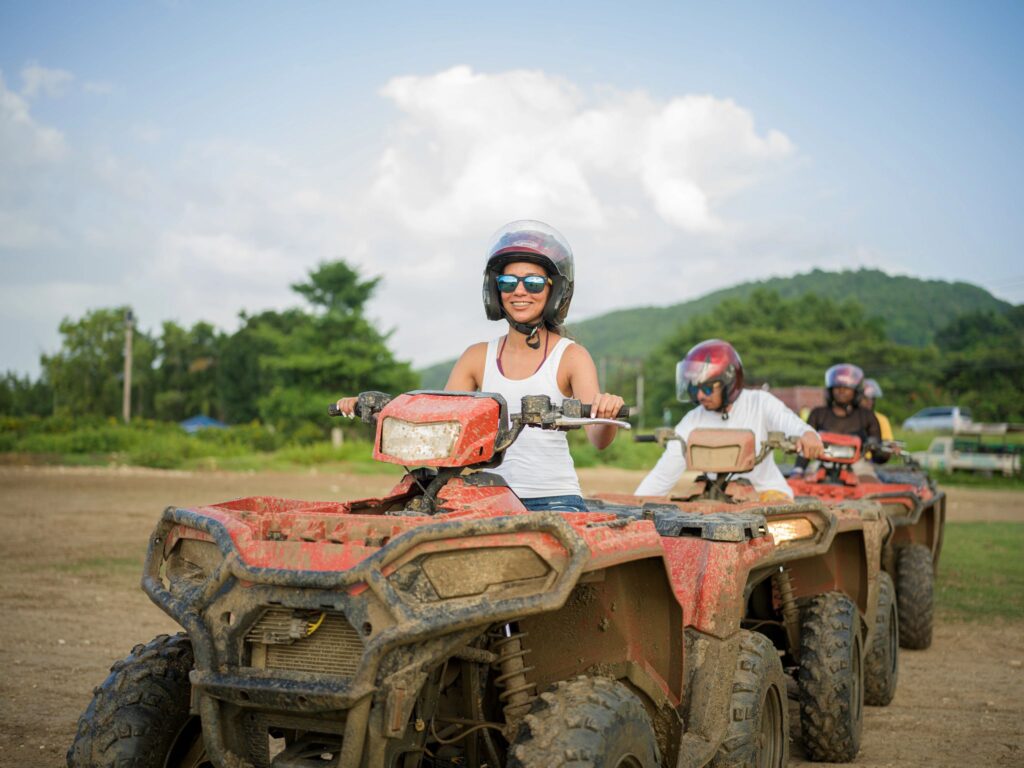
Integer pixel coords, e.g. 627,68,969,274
122,310,134,423
636,371,645,430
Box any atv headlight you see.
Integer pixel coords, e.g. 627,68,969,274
825,444,857,460
390,547,552,601
380,418,462,463
766,517,816,544
165,538,221,596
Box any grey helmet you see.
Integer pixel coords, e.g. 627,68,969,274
482,220,575,344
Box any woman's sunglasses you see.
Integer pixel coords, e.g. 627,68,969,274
687,382,719,399
496,274,551,294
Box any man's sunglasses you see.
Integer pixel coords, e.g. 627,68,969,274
496,274,551,294
687,382,719,399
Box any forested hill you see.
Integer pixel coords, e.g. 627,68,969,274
418,269,1010,388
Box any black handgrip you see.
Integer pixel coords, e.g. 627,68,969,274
580,403,631,419
634,434,659,443
328,403,342,417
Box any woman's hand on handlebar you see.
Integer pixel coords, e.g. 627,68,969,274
335,396,358,418
797,431,824,460
591,392,626,420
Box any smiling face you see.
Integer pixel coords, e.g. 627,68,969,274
500,261,550,326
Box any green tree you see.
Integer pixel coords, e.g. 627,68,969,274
642,289,939,425
259,262,416,425
217,309,285,424
0,371,52,416
154,320,222,421
42,307,157,418
216,261,418,428
935,306,1024,422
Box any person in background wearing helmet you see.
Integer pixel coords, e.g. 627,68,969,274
635,339,823,500
860,377,899,463
337,220,624,512
861,378,894,441
792,363,883,479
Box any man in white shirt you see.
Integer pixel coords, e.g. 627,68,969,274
636,339,823,500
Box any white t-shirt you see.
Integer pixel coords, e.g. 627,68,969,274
635,389,814,498
480,335,582,499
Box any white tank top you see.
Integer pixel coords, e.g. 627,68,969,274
480,335,581,499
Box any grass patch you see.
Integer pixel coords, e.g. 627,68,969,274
935,522,1024,620
56,556,141,575
929,470,1024,490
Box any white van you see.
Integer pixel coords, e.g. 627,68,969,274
902,406,973,433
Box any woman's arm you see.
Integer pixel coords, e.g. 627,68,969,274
561,344,624,450
444,343,488,391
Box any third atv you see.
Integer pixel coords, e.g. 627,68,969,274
787,432,946,649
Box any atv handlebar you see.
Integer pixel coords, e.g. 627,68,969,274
633,427,680,446
327,391,393,424
579,403,632,420
329,392,631,430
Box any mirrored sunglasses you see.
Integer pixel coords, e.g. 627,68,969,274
496,274,551,294
687,382,719,399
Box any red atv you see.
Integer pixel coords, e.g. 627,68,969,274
595,427,898,744
787,432,946,649
69,392,888,768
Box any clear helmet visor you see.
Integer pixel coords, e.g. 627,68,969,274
825,363,864,390
486,220,574,281
676,356,715,402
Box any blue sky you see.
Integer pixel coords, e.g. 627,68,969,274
2,1,1021,376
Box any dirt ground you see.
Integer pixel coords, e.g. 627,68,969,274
0,466,1021,767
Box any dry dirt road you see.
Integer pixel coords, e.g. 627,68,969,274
0,466,1021,768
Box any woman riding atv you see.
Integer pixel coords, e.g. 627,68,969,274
336,220,625,512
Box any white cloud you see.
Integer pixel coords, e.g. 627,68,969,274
1,64,810,377
20,62,74,98
372,66,793,237
0,70,68,164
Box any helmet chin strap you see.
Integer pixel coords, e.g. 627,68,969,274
507,317,544,349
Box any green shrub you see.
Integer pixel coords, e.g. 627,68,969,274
288,421,327,446
126,433,192,468
568,430,663,470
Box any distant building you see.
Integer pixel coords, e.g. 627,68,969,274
768,386,824,419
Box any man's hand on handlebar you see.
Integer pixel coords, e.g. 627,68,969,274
797,431,824,461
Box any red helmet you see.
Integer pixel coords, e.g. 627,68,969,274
676,339,745,408
483,220,575,328
824,363,865,406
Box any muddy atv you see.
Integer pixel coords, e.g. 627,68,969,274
593,427,896,752
70,392,880,768
787,432,946,650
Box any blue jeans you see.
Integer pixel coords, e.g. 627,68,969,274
520,494,588,512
